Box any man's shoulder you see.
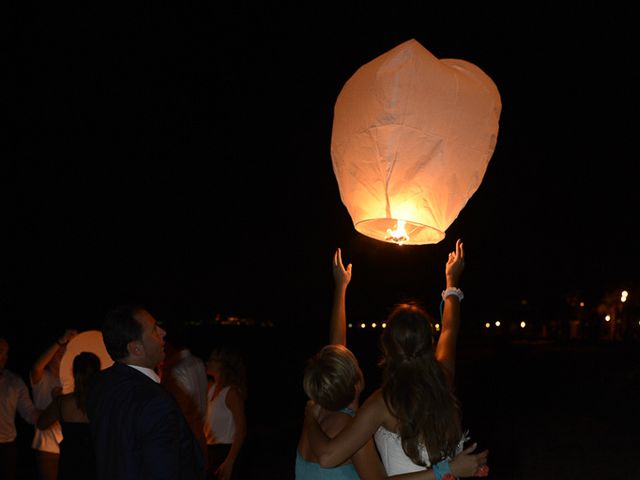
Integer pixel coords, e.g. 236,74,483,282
102,363,161,383
1,369,26,386
89,364,171,413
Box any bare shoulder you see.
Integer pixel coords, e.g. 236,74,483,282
320,410,354,438
362,388,387,412
363,388,395,430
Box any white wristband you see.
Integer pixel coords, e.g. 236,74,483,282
442,287,464,302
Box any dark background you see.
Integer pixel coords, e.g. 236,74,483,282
8,3,640,338
6,3,640,479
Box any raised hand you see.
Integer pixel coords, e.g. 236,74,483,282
445,239,464,287
58,329,78,346
333,248,352,289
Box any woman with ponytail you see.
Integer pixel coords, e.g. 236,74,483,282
38,352,101,479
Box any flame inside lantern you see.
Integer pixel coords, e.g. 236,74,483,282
385,219,409,245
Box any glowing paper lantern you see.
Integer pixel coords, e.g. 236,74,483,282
331,39,501,245
59,330,113,393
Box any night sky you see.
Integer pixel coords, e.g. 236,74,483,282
7,3,640,338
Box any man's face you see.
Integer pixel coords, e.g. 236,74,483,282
0,339,9,370
133,310,166,369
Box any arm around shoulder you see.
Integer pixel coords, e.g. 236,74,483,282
306,389,389,468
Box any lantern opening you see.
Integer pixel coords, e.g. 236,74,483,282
385,219,409,245
355,218,445,246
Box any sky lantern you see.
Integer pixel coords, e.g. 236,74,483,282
331,39,501,245
59,330,114,393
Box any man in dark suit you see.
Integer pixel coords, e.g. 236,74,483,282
87,305,205,480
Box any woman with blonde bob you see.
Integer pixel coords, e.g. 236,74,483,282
297,244,487,479
204,347,247,480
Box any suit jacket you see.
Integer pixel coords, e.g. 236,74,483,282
87,362,205,480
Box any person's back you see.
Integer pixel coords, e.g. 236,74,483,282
296,402,359,480
162,339,208,462
90,363,173,477
87,305,204,480
44,351,101,480
295,374,360,480
296,250,385,480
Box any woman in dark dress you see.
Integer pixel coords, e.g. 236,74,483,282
38,352,100,480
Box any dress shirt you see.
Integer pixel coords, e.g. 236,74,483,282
127,364,160,383
165,349,208,419
0,369,39,442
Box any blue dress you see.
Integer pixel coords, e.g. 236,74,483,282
295,407,360,479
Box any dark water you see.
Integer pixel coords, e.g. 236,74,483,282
11,328,640,479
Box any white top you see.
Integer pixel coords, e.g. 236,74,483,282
374,426,467,475
375,426,430,474
128,364,160,383
31,369,63,453
204,385,235,445
0,369,39,442
165,350,207,420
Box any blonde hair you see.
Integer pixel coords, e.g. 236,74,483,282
303,344,360,411
208,347,247,398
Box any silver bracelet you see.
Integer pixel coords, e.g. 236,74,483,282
441,287,464,302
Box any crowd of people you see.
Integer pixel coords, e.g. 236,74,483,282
1,239,488,480
0,308,247,480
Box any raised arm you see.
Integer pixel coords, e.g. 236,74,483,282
31,329,77,384
329,248,352,346
435,239,464,381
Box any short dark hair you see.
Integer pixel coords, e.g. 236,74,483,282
102,305,145,361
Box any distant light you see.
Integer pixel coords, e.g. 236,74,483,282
485,322,491,329
520,321,526,328
520,299,528,305
348,323,353,328
435,323,440,331
360,323,366,329
605,315,611,322
381,323,387,328
622,290,629,297
495,321,501,327
371,323,377,328
579,302,585,307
